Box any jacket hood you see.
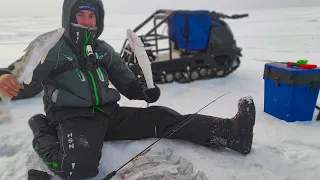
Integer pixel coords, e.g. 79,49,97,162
62,0,105,40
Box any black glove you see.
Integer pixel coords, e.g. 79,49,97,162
143,85,160,103
126,78,161,103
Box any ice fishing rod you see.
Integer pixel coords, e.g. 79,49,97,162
101,91,231,180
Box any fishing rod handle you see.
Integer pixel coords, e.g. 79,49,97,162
101,171,116,180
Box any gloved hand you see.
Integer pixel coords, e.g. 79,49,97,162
125,78,161,103
142,85,160,103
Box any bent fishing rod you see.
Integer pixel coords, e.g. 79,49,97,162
102,91,231,180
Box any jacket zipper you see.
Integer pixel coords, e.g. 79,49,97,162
87,70,99,106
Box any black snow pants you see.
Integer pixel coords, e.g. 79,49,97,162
32,104,231,180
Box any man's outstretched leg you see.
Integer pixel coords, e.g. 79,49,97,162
28,113,108,180
105,96,256,155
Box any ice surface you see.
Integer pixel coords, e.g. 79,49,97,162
0,1,320,180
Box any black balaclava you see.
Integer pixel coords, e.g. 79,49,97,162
69,0,100,57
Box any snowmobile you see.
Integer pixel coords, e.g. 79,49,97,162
120,9,248,84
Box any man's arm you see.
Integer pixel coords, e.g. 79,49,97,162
101,42,160,103
11,80,43,100
0,52,55,100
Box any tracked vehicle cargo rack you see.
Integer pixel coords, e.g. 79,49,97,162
120,9,248,83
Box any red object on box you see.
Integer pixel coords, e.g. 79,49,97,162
286,62,317,69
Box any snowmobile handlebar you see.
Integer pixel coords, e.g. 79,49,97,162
213,12,249,19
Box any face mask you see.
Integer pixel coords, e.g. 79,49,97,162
69,23,98,55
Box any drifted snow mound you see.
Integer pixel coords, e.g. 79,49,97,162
113,148,209,180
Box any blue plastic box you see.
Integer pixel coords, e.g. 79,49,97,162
263,62,320,122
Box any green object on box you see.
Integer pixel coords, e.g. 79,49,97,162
296,59,308,64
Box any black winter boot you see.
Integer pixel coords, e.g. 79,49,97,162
28,114,50,135
204,117,231,149
226,96,256,155
28,169,51,180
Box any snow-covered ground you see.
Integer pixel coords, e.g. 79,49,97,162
0,1,320,180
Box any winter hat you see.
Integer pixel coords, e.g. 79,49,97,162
71,0,99,23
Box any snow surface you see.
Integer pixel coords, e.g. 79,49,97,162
1,1,320,180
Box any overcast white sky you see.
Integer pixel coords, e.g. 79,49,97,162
0,0,319,17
